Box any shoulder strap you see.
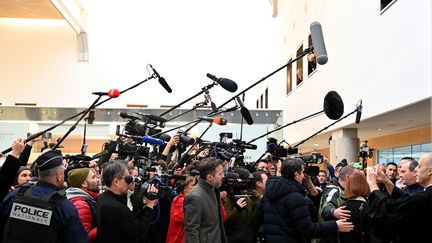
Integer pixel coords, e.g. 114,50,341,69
83,198,97,227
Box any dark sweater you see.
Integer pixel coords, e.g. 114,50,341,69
96,190,154,243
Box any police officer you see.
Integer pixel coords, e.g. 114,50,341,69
0,150,88,243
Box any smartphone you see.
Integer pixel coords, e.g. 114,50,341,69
352,162,363,169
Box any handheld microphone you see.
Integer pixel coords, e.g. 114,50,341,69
141,135,165,145
92,89,120,98
206,73,238,93
355,100,363,124
310,21,328,65
235,96,254,125
198,116,228,125
149,64,172,93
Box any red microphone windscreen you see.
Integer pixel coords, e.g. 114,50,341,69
214,117,228,125
108,89,120,98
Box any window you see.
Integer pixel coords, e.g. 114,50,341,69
380,0,397,13
307,34,317,76
377,142,432,164
260,94,263,108
296,44,303,86
286,58,293,94
265,88,268,108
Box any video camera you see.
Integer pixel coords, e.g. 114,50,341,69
221,168,255,200
63,154,92,171
294,153,324,177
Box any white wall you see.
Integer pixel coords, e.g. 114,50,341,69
272,0,432,143
0,1,281,109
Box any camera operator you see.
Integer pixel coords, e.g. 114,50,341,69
66,167,100,243
96,160,158,243
223,168,265,243
1,150,88,243
253,158,353,242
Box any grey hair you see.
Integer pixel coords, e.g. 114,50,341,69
101,160,128,187
38,165,64,178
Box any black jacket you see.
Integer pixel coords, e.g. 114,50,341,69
368,186,432,243
96,190,154,243
0,155,21,201
253,176,337,243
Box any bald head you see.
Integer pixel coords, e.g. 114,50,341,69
416,152,432,187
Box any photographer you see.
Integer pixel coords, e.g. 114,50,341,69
96,160,158,243
223,168,264,243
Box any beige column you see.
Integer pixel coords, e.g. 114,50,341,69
330,128,359,164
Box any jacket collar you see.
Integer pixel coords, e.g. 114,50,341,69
197,177,214,192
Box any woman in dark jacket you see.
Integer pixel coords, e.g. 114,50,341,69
339,170,371,243
253,158,353,243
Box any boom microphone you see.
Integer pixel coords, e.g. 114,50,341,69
119,112,142,120
198,116,228,125
206,73,238,93
236,96,254,125
323,91,344,120
92,89,120,98
149,64,172,93
310,21,328,65
355,100,363,124
135,112,167,123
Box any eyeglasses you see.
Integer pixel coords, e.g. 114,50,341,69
120,175,134,184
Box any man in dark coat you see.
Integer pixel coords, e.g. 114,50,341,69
253,158,353,243
96,160,158,243
366,152,432,243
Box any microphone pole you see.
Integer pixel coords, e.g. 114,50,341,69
1,76,154,155
209,47,313,116
164,102,206,123
51,96,102,150
292,108,358,149
246,109,323,144
159,82,217,117
151,119,202,137
173,122,213,172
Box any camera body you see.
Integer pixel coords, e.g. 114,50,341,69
294,153,324,177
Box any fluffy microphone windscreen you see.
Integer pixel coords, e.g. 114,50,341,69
323,91,344,120
219,78,238,93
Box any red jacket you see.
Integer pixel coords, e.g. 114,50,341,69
67,188,99,243
166,194,186,243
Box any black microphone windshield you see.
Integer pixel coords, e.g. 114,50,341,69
241,107,254,125
323,91,344,120
206,73,238,93
236,97,253,125
355,100,363,124
158,77,172,93
218,78,238,93
310,21,328,65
